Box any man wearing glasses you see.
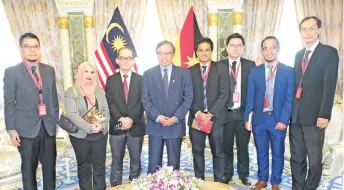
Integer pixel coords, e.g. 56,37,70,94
141,40,193,174
4,32,59,190
290,16,339,190
244,36,294,190
105,47,146,186
219,33,255,186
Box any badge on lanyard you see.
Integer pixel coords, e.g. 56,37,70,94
233,92,240,102
38,103,47,116
264,97,269,108
296,87,303,99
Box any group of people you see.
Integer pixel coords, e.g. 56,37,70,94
4,16,338,190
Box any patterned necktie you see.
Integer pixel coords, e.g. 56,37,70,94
266,65,274,110
304,50,312,67
123,74,128,103
31,66,39,82
228,61,237,108
202,66,208,110
163,68,169,97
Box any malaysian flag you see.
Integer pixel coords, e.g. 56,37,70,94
95,7,138,88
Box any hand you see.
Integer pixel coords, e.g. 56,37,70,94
120,117,133,130
317,118,329,129
159,115,169,127
167,116,178,126
275,122,287,131
10,131,21,146
92,125,101,133
245,122,252,131
198,113,211,125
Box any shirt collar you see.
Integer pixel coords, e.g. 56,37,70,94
306,40,319,52
200,61,211,67
229,57,240,65
160,64,172,72
120,71,132,79
265,61,278,68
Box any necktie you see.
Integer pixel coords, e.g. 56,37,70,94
163,68,169,97
304,50,312,67
31,66,39,82
202,66,207,110
266,65,274,110
228,61,237,108
123,74,128,103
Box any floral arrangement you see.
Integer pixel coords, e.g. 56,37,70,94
132,166,202,190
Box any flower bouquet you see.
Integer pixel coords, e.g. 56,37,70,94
132,166,202,190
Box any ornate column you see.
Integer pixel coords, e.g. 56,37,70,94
232,8,243,34
58,14,73,90
208,9,218,61
83,12,96,66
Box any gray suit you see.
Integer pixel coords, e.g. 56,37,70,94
65,84,109,138
3,62,59,190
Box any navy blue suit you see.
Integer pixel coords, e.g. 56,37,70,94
141,64,193,173
244,63,294,184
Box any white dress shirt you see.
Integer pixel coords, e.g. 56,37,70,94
263,61,278,112
120,71,132,89
229,58,241,109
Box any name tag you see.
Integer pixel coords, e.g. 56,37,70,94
38,103,47,116
296,87,302,99
232,92,240,102
264,98,268,108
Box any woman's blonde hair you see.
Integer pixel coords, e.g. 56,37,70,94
74,62,98,86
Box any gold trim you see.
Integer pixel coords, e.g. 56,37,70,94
233,12,243,25
57,0,92,7
58,16,68,29
84,15,94,28
208,14,218,26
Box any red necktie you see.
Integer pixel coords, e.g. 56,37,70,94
123,74,128,103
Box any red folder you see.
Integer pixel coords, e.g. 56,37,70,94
191,117,213,134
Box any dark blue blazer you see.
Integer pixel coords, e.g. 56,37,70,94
244,63,294,125
141,64,193,138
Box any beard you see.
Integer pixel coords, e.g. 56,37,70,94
265,58,276,63
27,59,38,63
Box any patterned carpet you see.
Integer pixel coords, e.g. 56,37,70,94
34,141,342,190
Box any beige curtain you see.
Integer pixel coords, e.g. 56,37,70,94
242,0,284,65
2,0,63,101
94,0,147,49
155,0,208,41
294,0,343,98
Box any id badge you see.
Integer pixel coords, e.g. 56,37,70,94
38,103,47,116
264,97,268,108
232,92,240,102
296,87,303,99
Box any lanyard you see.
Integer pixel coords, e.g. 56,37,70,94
23,61,43,101
299,51,312,87
79,86,95,106
229,62,241,91
266,62,279,82
200,63,211,83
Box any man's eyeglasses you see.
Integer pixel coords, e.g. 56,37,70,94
157,52,172,56
118,56,134,61
262,46,278,52
228,44,244,49
301,27,317,33
21,45,40,50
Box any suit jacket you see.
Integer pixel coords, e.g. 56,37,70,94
4,62,59,138
141,64,193,139
188,61,229,126
65,85,110,139
218,57,256,115
291,43,339,125
105,72,146,137
244,63,295,125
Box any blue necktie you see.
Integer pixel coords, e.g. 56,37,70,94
163,68,168,97
266,65,274,110
202,66,207,110
304,50,312,66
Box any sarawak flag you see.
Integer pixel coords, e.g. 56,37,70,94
95,7,138,89
173,7,202,68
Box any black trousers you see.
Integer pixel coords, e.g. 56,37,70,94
18,122,56,190
289,119,325,190
109,132,144,186
70,133,108,190
189,121,224,182
223,117,251,179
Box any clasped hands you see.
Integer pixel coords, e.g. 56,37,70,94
120,117,133,130
197,112,213,126
159,116,178,127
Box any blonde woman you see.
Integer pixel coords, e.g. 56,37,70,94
65,62,109,190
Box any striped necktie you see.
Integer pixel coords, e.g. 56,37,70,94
202,65,207,111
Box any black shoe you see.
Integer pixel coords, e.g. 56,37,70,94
240,177,251,186
222,176,232,184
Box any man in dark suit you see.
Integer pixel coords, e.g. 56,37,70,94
290,16,339,190
218,33,255,185
105,47,145,186
141,41,193,174
4,33,59,190
188,37,229,182
244,36,294,190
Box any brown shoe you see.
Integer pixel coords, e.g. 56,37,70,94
272,184,280,190
250,181,267,190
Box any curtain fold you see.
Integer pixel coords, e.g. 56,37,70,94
155,0,208,41
2,0,63,101
294,0,343,98
242,0,284,65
